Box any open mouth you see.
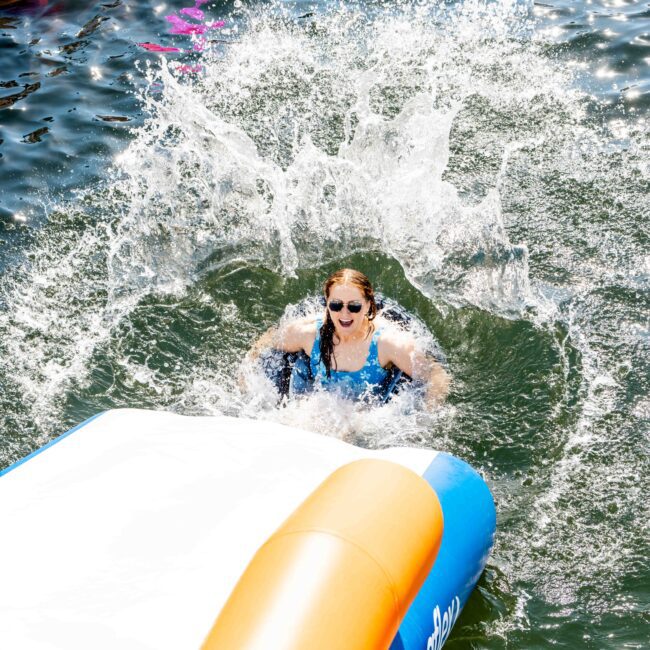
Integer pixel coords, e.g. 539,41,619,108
339,319,353,328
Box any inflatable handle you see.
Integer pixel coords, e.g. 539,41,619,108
201,459,444,650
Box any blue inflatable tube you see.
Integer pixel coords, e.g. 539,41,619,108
392,452,497,649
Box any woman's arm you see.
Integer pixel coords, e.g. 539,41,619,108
416,355,450,409
246,318,315,361
246,326,280,362
380,331,450,408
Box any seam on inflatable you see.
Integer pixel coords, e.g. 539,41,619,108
262,527,402,617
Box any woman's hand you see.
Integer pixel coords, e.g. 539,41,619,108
422,359,450,410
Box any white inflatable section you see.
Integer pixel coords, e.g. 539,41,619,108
0,409,437,650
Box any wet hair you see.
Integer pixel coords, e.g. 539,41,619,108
320,269,378,378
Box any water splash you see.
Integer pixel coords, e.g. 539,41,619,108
0,0,574,441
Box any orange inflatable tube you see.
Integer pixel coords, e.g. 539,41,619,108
201,459,444,650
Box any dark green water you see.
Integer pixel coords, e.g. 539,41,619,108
1,1,648,647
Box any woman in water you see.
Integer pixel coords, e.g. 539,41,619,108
250,268,449,408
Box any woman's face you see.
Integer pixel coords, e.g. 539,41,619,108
326,283,370,338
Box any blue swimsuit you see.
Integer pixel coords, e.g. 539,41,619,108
307,319,390,401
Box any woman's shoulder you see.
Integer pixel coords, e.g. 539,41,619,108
281,316,319,353
285,316,319,333
376,318,416,352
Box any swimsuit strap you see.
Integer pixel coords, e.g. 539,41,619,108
367,325,383,365
370,324,382,346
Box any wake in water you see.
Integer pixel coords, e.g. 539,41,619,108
0,0,648,646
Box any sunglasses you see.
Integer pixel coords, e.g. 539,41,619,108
328,300,363,313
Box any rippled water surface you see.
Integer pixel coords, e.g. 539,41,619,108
1,0,648,647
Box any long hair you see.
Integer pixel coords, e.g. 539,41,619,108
320,269,378,378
